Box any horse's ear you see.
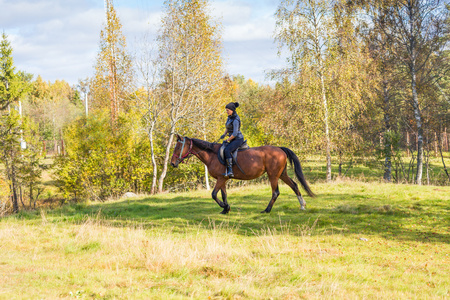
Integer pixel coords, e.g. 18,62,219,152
176,134,182,141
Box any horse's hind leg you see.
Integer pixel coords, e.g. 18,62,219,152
261,176,281,213
280,170,306,210
220,188,230,214
211,178,230,214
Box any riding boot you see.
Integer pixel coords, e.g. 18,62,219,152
226,158,234,178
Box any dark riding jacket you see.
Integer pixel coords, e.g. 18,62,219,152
225,112,244,140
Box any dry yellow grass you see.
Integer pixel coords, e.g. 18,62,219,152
1,182,449,299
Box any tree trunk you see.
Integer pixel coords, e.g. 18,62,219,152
445,128,449,152
437,127,450,182
148,121,158,195
29,185,33,209
203,130,210,190
320,71,332,182
158,131,175,193
406,131,410,156
411,71,423,185
11,173,18,213
383,83,392,182
434,132,438,156
19,186,25,208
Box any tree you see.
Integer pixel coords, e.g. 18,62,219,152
0,111,22,213
54,111,154,201
275,0,334,181
135,35,166,195
157,0,224,192
362,2,403,182
91,0,133,128
0,33,27,110
275,0,368,182
26,77,83,151
0,33,30,213
381,0,449,184
16,116,45,209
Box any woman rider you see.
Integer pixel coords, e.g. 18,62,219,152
220,102,244,178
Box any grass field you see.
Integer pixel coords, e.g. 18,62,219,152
0,180,449,299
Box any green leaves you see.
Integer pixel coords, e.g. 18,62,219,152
54,111,155,200
0,33,28,110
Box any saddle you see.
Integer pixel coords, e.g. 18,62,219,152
218,140,249,166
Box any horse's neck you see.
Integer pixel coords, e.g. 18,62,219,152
192,146,215,166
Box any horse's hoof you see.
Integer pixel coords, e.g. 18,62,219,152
220,206,230,214
260,209,270,214
300,206,306,210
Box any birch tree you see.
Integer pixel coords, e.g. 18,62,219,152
275,0,334,181
135,36,165,195
381,0,449,184
275,0,368,182
157,0,223,192
365,3,402,182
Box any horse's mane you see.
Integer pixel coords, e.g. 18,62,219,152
191,138,220,153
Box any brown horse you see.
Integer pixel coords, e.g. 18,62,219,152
170,135,315,214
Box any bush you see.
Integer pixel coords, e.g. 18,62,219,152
54,110,154,201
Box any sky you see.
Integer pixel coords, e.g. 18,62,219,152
1,0,286,86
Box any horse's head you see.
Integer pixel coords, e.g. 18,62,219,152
170,134,193,168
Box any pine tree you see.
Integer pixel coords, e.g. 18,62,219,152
0,33,30,213
0,32,26,110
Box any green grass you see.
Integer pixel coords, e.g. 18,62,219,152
302,153,450,185
1,181,449,299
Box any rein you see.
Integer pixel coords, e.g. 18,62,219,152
173,137,194,164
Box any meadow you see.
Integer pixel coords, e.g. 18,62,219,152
0,180,449,299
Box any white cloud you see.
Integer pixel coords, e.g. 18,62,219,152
210,0,276,41
5,2,104,84
2,0,284,85
210,1,252,24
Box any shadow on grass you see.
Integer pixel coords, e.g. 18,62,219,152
18,187,448,244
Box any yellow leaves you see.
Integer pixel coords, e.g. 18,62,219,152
92,0,132,122
0,174,10,204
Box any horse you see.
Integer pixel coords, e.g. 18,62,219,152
170,135,315,214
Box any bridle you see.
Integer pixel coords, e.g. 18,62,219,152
173,137,194,165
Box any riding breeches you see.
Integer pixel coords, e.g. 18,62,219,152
224,138,244,159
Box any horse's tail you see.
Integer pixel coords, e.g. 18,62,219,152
279,147,316,198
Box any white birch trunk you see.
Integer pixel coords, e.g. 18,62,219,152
158,131,175,193
320,70,332,182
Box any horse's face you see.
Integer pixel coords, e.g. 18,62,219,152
170,135,190,168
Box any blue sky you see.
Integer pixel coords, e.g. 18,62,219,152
1,0,286,86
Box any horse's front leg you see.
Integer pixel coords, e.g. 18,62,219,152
211,178,230,214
